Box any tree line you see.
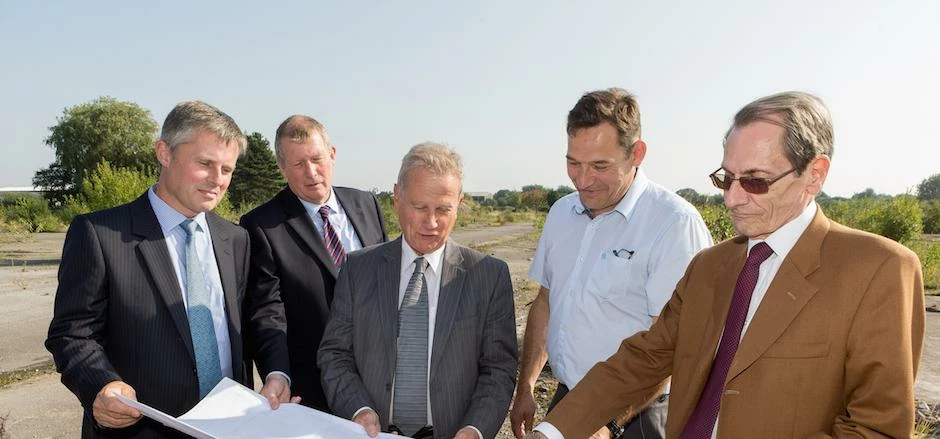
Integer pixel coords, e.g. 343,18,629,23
2,96,938,289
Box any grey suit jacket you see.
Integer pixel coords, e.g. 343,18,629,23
46,193,289,438
318,238,518,439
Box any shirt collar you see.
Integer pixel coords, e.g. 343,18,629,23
572,167,649,220
297,187,339,217
400,238,445,278
148,185,208,234
749,201,817,258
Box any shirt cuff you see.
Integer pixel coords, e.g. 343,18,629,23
464,425,483,439
264,371,291,387
352,406,375,420
534,421,564,439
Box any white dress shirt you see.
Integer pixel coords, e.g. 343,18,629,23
298,187,364,253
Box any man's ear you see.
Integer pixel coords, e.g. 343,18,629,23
155,140,172,168
807,155,831,196
630,140,647,167
393,183,400,208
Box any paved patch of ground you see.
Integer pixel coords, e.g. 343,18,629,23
0,224,540,438
2,226,938,438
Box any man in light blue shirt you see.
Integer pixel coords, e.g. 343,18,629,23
510,88,712,439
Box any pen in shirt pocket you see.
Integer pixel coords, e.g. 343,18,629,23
612,248,635,260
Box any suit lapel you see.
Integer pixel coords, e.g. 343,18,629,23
131,195,195,360
335,187,369,246
380,239,403,366
680,239,748,404
430,240,466,373
280,189,338,279
206,213,242,373
727,209,828,380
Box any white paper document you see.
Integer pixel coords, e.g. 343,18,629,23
116,377,402,438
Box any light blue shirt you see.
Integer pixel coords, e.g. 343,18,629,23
529,168,713,388
147,186,233,380
298,188,364,255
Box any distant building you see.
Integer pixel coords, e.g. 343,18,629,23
465,191,493,203
0,186,43,194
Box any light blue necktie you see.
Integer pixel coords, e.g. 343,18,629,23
181,219,223,398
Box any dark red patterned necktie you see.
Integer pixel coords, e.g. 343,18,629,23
318,205,345,269
681,242,774,438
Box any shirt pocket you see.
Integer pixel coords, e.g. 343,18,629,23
585,250,637,302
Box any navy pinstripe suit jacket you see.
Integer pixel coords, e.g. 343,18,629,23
46,193,289,438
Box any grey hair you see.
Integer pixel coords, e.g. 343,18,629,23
724,91,834,174
397,142,463,191
160,100,247,155
274,115,333,164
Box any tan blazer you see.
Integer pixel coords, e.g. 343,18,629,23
545,208,925,438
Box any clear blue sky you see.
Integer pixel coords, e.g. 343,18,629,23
1,1,937,197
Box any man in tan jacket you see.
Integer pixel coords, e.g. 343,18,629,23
528,91,925,438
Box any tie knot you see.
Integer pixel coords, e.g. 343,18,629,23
181,219,198,237
318,205,332,220
413,257,428,273
746,242,774,267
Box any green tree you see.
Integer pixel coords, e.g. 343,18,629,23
493,189,521,208
63,160,155,214
917,174,940,201
34,96,158,206
228,132,285,209
520,188,549,211
922,200,940,234
676,188,706,206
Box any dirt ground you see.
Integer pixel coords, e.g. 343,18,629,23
1,226,938,438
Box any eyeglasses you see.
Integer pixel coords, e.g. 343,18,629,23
709,167,798,194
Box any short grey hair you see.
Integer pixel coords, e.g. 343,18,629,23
160,100,247,155
274,115,333,164
724,91,834,174
397,142,463,191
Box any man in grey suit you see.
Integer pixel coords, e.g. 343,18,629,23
318,142,518,439
240,115,387,410
47,101,296,438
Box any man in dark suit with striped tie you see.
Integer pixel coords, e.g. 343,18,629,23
240,115,387,410
46,101,296,438
318,142,518,439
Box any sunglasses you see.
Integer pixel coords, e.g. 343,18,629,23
709,167,798,194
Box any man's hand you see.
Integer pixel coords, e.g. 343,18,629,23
259,374,300,409
92,381,142,428
454,426,480,439
509,387,538,439
353,408,381,437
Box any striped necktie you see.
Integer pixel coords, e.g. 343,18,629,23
318,205,345,269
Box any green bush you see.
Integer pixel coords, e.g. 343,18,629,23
922,200,940,234
67,161,155,214
824,196,923,244
699,205,736,242
0,195,64,232
909,240,940,291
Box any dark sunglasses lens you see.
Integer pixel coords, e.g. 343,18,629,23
739,177,769,194
710,173,730,190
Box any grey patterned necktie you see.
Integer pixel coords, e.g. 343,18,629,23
393,257,429,436
181,219,223,398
